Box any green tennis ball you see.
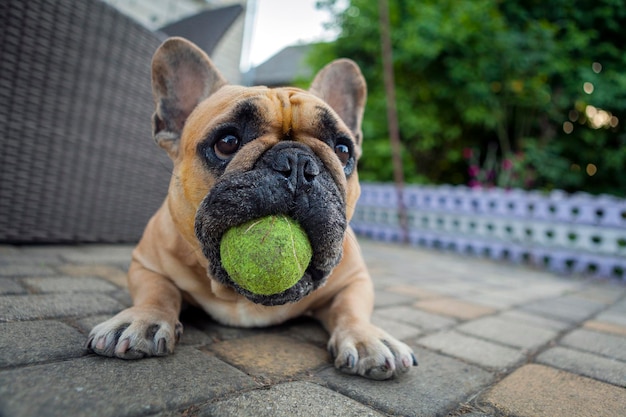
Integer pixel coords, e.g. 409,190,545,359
220,215,312,295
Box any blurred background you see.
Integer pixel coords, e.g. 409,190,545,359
99,0,626,197
1,0,624,279
304,0,625,197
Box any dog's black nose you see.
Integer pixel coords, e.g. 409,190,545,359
272,150,320,191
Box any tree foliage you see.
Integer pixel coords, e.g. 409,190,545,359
309,0,626,195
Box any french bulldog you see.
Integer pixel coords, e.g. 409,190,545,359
87,37,417,380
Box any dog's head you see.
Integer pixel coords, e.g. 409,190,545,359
151,37,366,306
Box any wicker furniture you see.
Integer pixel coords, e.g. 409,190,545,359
0,0,171,242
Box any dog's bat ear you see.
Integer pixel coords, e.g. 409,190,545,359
309,59,367,149
151,37,227,159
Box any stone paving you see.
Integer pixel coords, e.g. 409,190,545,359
0,239,625,417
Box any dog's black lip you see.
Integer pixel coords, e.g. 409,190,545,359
225,265,327,306
197,210,341,306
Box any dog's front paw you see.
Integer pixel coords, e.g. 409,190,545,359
328,324,417,380
86,307,183,359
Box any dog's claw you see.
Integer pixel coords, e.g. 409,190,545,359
84,335,95,349
411,353,419,367
116,338,130,354
338,352,357,372
95,336,106,350
156,338,167,355
346,353,356,369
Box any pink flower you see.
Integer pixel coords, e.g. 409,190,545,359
502,159,513,170
468,165,480,177
463,148,473,159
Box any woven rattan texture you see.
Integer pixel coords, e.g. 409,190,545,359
0,0,171,242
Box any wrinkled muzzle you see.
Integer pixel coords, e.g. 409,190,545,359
194,142,347,306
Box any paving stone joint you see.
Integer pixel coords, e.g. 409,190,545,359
0,240,624,417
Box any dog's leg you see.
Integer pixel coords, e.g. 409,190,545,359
314,233,417,379
86,260,183,359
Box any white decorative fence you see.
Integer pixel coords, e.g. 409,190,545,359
352,184,626,280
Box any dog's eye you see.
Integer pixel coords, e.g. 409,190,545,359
334,143,350,166
214,134,241,159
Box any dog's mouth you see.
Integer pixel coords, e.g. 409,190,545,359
194,143,347,306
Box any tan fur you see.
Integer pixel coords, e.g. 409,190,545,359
132,86,363,327
87,37,415,379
